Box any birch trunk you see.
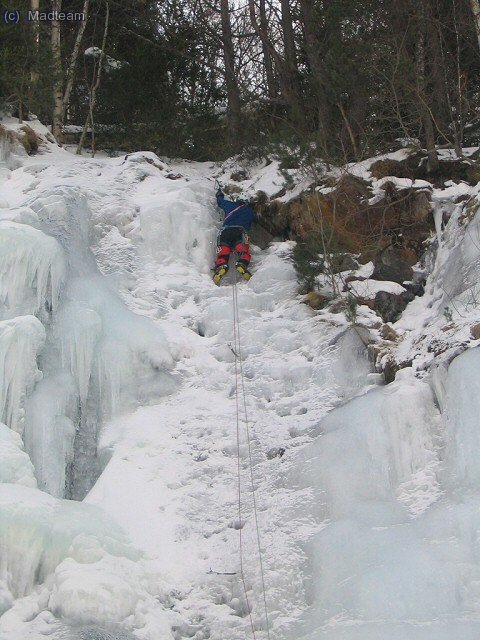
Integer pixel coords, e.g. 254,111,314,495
470,0,480,52
30,0,40,85
63,0,90,121
51,0,64,141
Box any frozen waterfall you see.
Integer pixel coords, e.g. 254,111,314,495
1,123,480,640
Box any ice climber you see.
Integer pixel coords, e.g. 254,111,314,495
213,188,254,285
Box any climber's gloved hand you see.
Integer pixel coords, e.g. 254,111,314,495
216,189,224,198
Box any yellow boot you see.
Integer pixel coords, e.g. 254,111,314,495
236,263,252,281
213,265,228,285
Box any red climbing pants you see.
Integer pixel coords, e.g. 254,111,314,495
214,226,251,269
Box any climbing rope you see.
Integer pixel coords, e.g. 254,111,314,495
232,271,272,640
232,273,257,639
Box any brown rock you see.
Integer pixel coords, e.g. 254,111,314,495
411,191,431,224
382,356,400,384
304,291,330,310
380,324,400,341
471,323,480,340
370,159,412,180
18,125,40,155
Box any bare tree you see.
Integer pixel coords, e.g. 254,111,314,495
77,2,110,155
259,0,276,100
220,0,242,145
63,0,90,122
415,1,439,171
248,0,306,129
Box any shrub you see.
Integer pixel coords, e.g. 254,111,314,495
292,232,325,292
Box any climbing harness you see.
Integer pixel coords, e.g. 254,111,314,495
232,270,272,640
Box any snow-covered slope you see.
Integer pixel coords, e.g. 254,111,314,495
2,118,480,640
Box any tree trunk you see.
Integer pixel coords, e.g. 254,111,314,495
259,0,276,100
248,0,305,131
51,0,63,142
280,0,297,75
424,0,449,139
279,0,305,129
30,0,40,85
470,0,480,52
416,2,439,172
220,0,241,146
298,0,329,145
63,0,90,122
338,101,360,161
77,2,110,155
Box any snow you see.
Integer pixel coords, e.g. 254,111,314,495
2,120,480,639
214,156,311,203
347,278,406,299
84,47,124,70
0,422,36,487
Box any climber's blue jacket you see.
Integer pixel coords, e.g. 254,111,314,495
216,191,254,231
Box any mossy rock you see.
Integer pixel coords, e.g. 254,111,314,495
18,125,40,155
304,291,331,310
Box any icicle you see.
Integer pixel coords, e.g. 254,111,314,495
0,222,66,320
433,205,444,248
56,303,102,405
0,316,45,433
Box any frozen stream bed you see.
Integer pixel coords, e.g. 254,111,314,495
1,123,480,639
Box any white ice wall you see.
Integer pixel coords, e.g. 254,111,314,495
294,348,480,640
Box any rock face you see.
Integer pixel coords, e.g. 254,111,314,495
372,245,416,283
254,170,433,265
248,222,276,249
374,290,414,323
370,151,480,187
